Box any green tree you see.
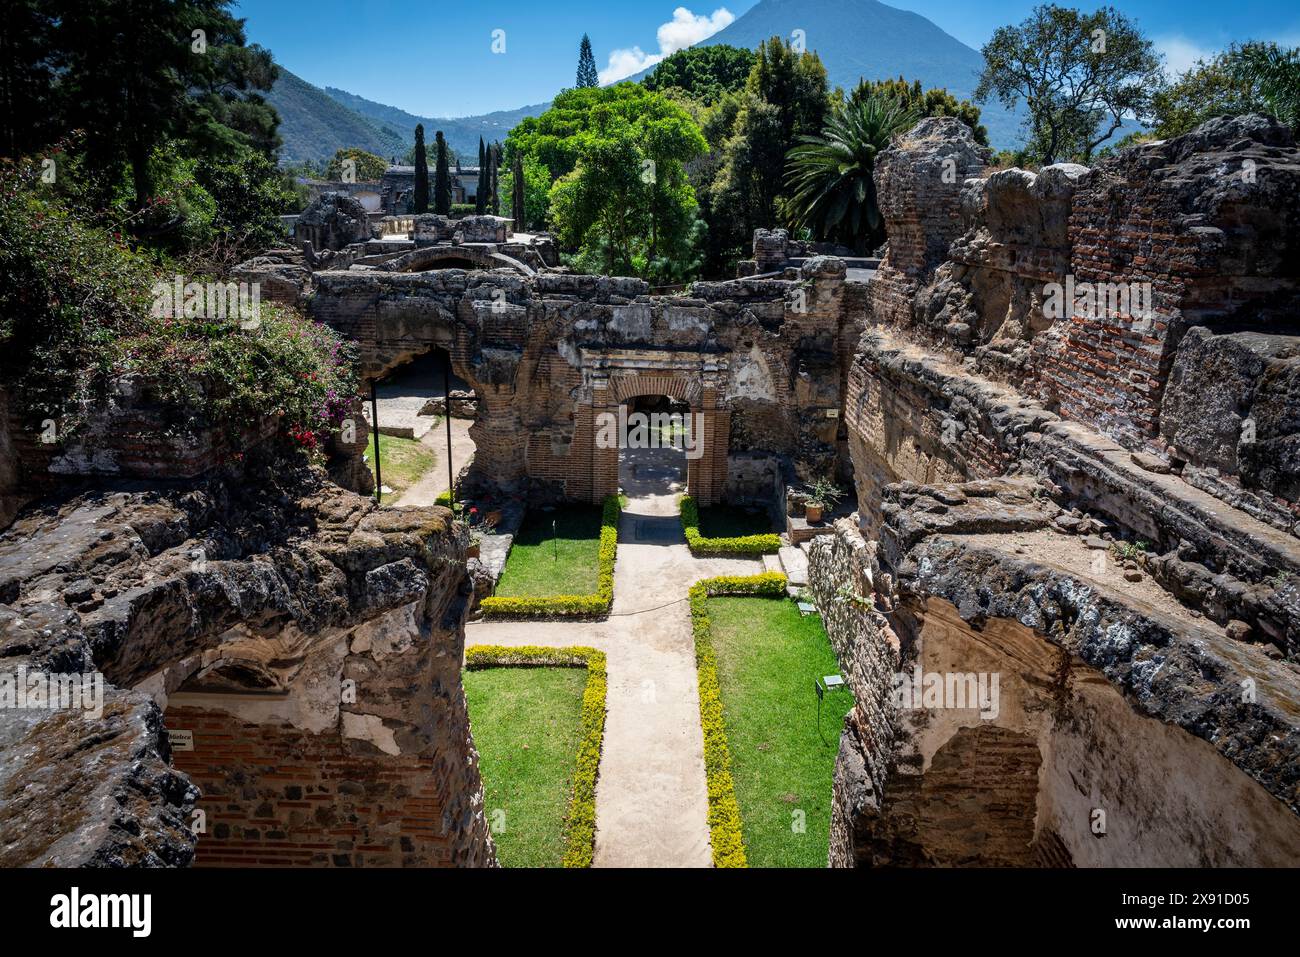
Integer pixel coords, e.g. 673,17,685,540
706,37,831,273
643,45,757,105
499,153,551,231
325,148,387,182
413,124,429,213
434,130,451,215
8,0,281,213
975,4,1162,164
577,34,599,88
537,85,707,277
1227,42,1300,129
476,137,487,213
785,93,919,254
849,77,988,145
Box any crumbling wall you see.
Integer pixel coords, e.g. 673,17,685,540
309,258,853,502
0,454,495,868
810,493,1300,867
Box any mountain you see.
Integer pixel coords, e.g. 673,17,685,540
695,0,1024,147
268,69,549,167
268,69,408,166
322,88,551,162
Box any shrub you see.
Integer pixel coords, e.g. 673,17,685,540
480,496,621,618
464,645,607,868
0,153,357,449
680,496,781,556
688,571,788,867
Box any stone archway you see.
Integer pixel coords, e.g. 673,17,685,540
379,244,534,275
587,360,730,506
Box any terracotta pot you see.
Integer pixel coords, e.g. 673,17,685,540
486,509,503,527
467,542,481,560
806,503,824,523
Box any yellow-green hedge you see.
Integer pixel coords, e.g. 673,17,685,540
465,644,608,868
680,495,782,556
480,496,621,619
689,571,788,868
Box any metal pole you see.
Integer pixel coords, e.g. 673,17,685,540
444,351,454,503
370,380,382,506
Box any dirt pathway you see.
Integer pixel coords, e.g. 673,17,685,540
395,418,476,507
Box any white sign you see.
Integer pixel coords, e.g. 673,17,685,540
168,729,194,752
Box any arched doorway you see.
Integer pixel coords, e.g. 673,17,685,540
616,394,691,499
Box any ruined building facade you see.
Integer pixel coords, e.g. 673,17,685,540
811,115,1300,867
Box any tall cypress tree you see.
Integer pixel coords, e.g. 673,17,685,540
512,152,526,231
434,130,451,215
577,34,599,88
490,143,501,215
412,124,429,213
475,137,487,214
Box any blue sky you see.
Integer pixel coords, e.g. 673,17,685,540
233,0,1300,118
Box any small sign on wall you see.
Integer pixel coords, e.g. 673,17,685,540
168,729,195,752
825,408,839,419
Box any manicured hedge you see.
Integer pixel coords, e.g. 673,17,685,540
688,571,788,868
680,496,782,556
480,495,621,618
465,645,608,868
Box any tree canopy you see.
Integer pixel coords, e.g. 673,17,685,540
643,45,757,105
849,77,987,145
975,4,1162,164
509,84,707,279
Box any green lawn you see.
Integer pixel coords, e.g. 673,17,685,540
494,505,603,597
696,504,773,539
370,433,435,495
706,595,853,867
463,666,588,867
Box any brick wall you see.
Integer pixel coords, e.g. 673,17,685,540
168,704,489,867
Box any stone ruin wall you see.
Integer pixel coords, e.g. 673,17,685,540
307,258,854,505
817,115,1300,867
0,457,494,868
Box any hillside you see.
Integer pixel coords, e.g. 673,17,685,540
268,69,408,166
322,88,551,161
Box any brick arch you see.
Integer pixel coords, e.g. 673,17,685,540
609,374,702,407
379,245,534,275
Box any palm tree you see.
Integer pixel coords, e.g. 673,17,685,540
783,93,919,253
1226,42,1300,129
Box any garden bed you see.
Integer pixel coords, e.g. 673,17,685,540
480,497,620,618
464,646,608,867
680,495,781,556
690,573,851,867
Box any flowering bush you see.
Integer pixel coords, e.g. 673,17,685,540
1,153,357,449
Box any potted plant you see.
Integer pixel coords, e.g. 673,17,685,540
804,477,843,524
467,532,482,560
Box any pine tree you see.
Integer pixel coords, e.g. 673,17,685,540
577,34,599,88
413,124,429,213
476,137,487,213
434,130,451,215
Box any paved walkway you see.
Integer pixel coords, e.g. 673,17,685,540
465,453,761,867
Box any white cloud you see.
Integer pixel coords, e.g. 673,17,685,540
598,7,736,85
1155,35,1218,76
